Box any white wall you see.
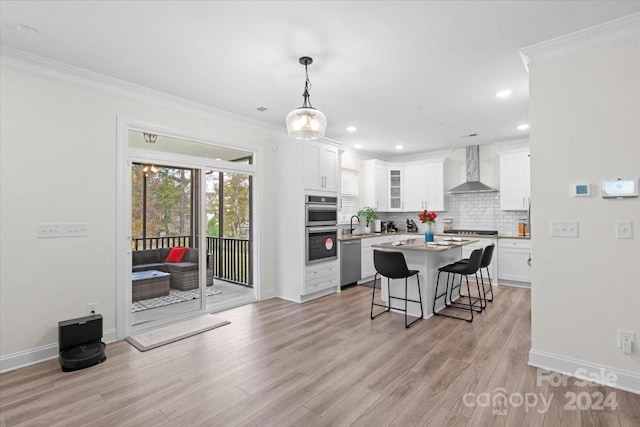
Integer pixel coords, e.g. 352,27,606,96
0,68,279,359
529,41,640,376
340,150,362,172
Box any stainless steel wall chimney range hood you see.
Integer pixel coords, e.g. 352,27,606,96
447,145,497,194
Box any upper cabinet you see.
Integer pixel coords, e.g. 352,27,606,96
304,142,339,192
388,166,403,211
404,161,446,212
499,147,530,210
362,160,388,211
362,157,446,212
403,163,424,211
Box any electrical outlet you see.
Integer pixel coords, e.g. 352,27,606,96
615,221,633,239
87,303,98,316
618,330,634,355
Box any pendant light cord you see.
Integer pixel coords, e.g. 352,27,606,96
302,63,314,109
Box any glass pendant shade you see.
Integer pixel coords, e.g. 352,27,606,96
286,107,327,140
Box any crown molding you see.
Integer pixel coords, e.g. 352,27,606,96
520,12,640,71
0,46,286,139
388,149,453,164
495,139,530,154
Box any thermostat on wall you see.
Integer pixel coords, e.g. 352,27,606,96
570,183,592,197
602,177,639,199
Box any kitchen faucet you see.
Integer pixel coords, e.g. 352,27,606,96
350,215,360,234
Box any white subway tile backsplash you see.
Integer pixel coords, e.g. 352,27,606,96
379,192,527,234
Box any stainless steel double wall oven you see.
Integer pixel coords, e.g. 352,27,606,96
305,195,338,264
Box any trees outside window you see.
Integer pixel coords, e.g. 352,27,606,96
131,164,192,243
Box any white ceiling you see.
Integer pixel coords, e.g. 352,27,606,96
2,1,640,159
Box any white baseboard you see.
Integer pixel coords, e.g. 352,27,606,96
259,288,278,300
0,328,117,374
529,348,640,395
208,296,257,314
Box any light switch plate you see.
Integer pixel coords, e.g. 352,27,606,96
616,221,633,239
37,223,64,238
64,223,88,237
550,221,579,238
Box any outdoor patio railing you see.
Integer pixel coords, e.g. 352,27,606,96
132,235,191,250
132,235,252,287
207,237,252,286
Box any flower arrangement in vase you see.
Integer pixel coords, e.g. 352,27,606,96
418,210,437,242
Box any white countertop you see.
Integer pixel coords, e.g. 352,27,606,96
372,237,479,252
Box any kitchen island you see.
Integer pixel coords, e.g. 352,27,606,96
371,237,478,319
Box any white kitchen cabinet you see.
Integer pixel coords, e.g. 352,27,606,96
374,164,388,211
425,162,446,211
499,149,530,210
497,238,531,285
461,237,498,285
402,161,446,212
304,260,339,295
359,235,398,281
388,166,403,211
361,160,388,211
361,242,375,281
277,137,340,304
362,157,445,213
304,142,338,192
403,163,425,211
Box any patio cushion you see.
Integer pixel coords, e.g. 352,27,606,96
165,247,188,263
132,249,162,265
165,262,198,273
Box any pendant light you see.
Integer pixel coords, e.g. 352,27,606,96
286,56,327,140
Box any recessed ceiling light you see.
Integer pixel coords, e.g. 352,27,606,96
395,145,404,150
517,124,530,130
347,126,357,132
355,144,363,149
496,89,512,98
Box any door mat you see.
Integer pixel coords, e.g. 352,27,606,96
131,287,222,313
126,314,230,351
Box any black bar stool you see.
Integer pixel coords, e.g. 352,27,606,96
370,250,423,328
452,244,495,306
433,248,483,322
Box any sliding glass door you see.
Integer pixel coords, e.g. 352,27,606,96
122,127,256,334
205,169,254,311
130,163,203,326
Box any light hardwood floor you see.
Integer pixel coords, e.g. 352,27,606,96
1,285,638,426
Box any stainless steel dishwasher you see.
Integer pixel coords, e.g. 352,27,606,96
340,239,361,287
